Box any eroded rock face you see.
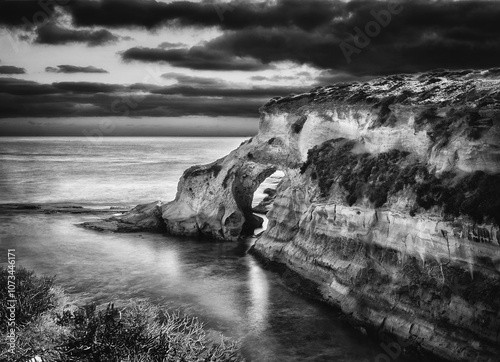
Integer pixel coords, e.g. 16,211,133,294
160,157,276,239
85,69,500,360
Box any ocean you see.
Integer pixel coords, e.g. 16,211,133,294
0,137,394,361
0,136,246,206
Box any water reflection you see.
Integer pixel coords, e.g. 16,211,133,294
0,213,393,361
247,257,270,333
154,247,182,280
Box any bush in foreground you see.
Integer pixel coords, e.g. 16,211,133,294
0,267,244,362
0,267,58,329
57,301,243,362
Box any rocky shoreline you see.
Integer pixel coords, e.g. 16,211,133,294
81,69,500,361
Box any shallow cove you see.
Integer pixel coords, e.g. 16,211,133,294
0,211,399,361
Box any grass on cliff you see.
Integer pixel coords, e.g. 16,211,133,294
300,138,500,224
0,266,244,362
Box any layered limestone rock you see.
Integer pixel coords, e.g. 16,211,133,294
84,69,500,361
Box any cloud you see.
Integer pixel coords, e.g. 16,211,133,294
204,27,340,70
250,74,308,82
97,0,500,76
0,78,301,118
157,72,307,97
53,82,124,93
0,117,259,137
121,46,270,71
0,78,58,95
158,41,186,49
161,72,226,87
0,0,340,32
35,23,120,46
0,92,263,118
169,1,500,77
4,0,500,77
151,85,306,98
0,0,57,28
0,66,26,75
46,65,108,73
64,0,341,31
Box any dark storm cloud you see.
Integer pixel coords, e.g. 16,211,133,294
200,27,340,70
0,92,263,118
196,1,500,76
121,46,270,71
0,66,26,75
0,78,58,95
65,0,339,31
4,0,500,76
46,65,108,73
0,78,299,118
103,0,500,76
0,0,57,27
53,82,124,93
110,95,263,118
35,23,120,46
151,85,306,98
158,73,307,97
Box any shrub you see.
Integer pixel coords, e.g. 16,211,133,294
300,139,410,206
301,139,500,224
415,171,500,225
0,266,72,362
57,301,244,362
0,266,56,330
0,268,245,362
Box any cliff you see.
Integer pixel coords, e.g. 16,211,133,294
84,69,500,361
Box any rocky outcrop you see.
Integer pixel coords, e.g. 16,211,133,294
84,69,500,361
82,201,166,232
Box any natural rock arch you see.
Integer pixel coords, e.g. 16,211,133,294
160,150,284,240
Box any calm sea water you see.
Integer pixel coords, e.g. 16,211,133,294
0,137,398,361
0,137,246,206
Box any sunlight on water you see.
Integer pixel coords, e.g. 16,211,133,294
247,257,270,334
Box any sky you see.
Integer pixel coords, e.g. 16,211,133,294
0,0,499,136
